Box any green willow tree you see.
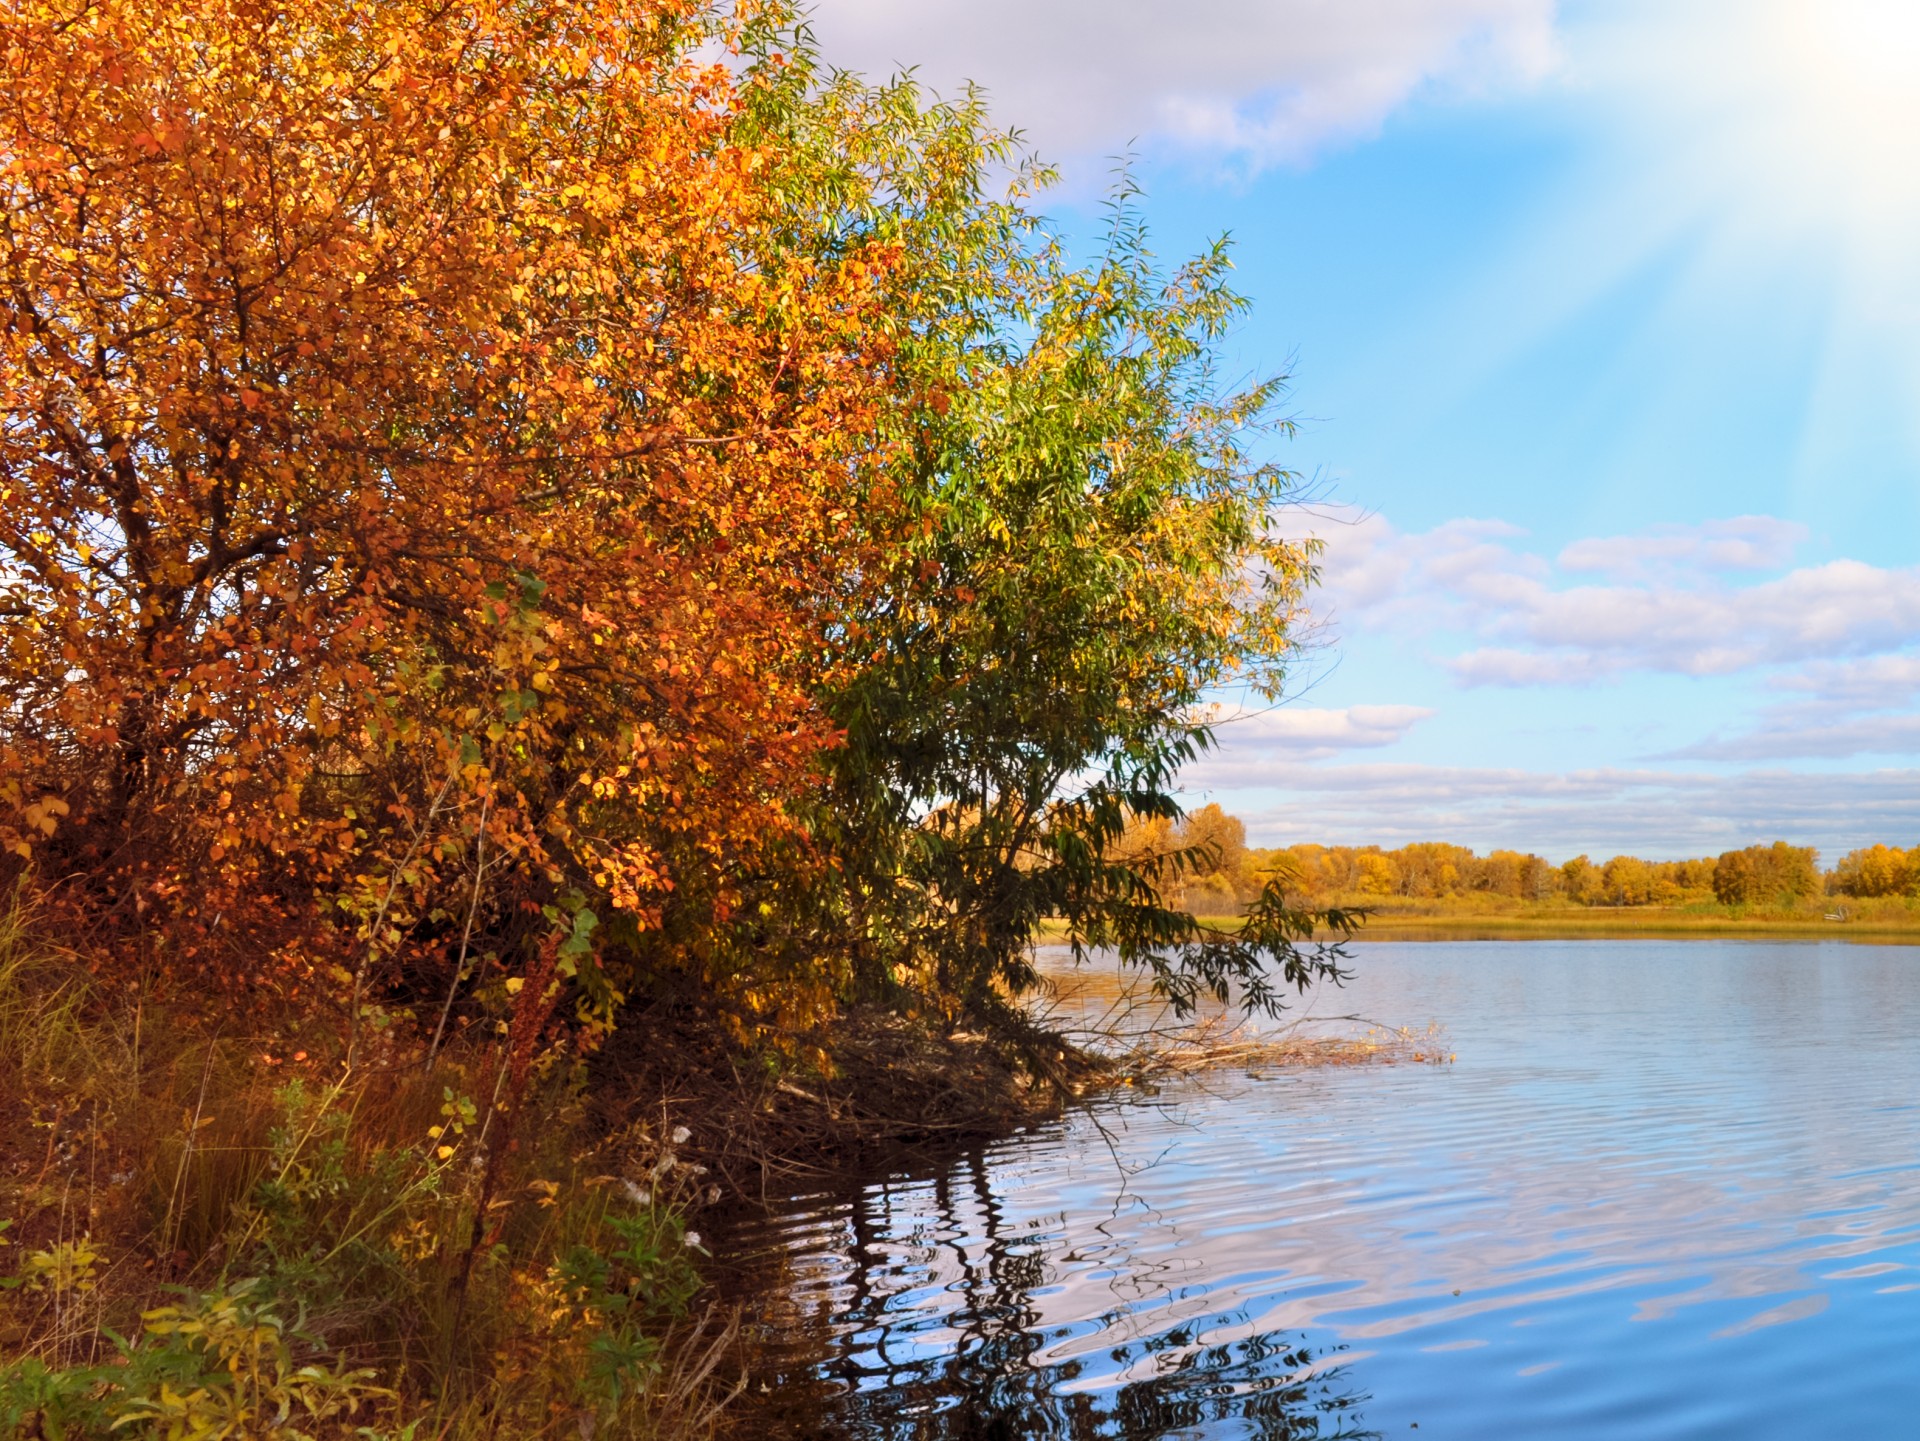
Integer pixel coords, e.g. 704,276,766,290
704,35,1360,1028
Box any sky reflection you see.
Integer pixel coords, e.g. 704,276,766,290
735,942,1920,1438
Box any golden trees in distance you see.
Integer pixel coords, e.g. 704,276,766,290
1120,816,1920,912
1275,841,1560,905
1710,843,1820,906
1107,803,1258,914
1831,844,1918,898
1559,854,1716,907
1178,804,1256,913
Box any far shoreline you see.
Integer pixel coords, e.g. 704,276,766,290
1038,910,1920,945
1341,917,1920,943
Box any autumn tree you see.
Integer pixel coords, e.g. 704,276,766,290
1599,855,1655,906
1390,842,1477,898
1560,855,1601,904
1712,843,1820,907
1174,804,1255,908
1831,844,1913,898
1353,852,1398,897
1661,857,1718,898
1107,812,1177,868
0,0,1365,1048
1476,849,1523,897
0,0,898,1031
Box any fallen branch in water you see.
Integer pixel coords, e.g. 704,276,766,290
1111,1014,1454,1084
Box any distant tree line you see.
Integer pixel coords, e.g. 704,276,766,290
1114,808,1916,911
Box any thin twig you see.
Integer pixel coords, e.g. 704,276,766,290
347,771,457,1069
428,787,491,1066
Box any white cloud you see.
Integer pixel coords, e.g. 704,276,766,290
1184,510,1920,850
1189,703,1435,773
1478,557,1920,676
1768,654,1920,706
1670,713,1920,763
1303,510,1920,682
1656,649,1920,761
1305,511,1542,627
801,0,1558,170
1556,515,1808,580
1447,648,1619,686
1235,763,1920,860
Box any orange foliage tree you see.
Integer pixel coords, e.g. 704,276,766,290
0,0,894,1029
1831,844,1914,898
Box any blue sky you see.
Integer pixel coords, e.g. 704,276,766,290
807,0,1920,861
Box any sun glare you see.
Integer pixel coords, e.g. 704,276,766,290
1756,0,1920,229
1596,0,1920,307
1803,0,1920,94
1544,0,1920,466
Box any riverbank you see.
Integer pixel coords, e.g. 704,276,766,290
1040,902,1920,944
1340,909,1920,941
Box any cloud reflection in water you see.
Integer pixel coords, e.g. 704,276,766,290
734,941,1920,1438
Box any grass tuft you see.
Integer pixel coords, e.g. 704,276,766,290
0,893,740,1439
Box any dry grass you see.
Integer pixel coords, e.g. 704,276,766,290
0,895,746,1440
1344,908,1920,941
4,885,1462,1438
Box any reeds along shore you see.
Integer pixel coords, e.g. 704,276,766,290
1088,900,1920,940
1337,906,1920,940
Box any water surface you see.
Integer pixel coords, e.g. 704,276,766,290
732,941,1920,1438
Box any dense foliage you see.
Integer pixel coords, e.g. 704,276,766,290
1827,843,1920,899
0,0,913,1050
0,2,1359,1430
0,0,1350,1046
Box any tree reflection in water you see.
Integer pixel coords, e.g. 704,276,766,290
737,1145,1378,1440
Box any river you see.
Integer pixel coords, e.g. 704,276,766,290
727,940,1920,1438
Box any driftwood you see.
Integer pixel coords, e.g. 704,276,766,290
1117,1014,1454,1080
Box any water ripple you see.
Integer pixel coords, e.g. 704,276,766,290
731,941,1920,1438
